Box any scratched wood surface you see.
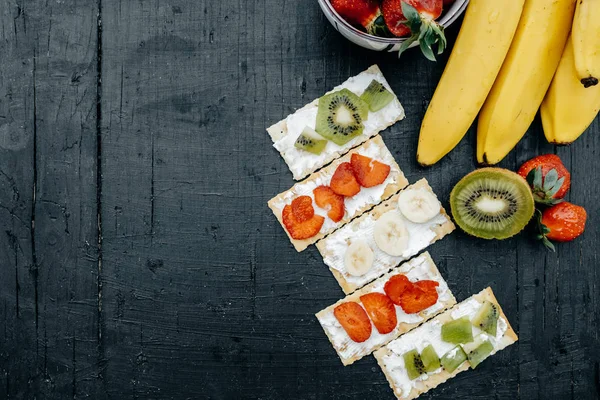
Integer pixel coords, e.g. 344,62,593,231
0,1,598,399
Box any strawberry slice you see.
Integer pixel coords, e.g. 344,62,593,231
330,162,361,197
333,302,372,343
360,292,398,334
384,274,412,305
291,196,315,222
398,281,439,314
313,186,345,222
350,153,391,188
282,205,325,240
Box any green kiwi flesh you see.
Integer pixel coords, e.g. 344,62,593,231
441,317,474,344
294,126,327,155
315,89,368,146
403,349,426,380
441,346,468,373
450,168,535,240
420,344,441,372
360,80,395,112
471,301,499,336
464,339,494,369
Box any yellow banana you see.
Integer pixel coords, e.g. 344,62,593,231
572,0,600,88
541,38,600,144
417,0,525,166
477,0,576,165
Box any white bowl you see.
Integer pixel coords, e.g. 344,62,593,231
318,0,469,52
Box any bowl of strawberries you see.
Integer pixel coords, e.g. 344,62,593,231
319,0,468,60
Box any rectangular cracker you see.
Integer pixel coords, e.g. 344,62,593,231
268,65,405,180
315,252,456,366
268,136,408,252
374,287,519,400
316,178,455,294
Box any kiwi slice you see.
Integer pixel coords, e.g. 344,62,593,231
441,346,468,373
441,317,474,344
403,349,426,380
360,80,395,112
450,168,535,240
464,339,494,369
471,301,499,336
315,89,368,146
420,344,441,372
294,126,327,155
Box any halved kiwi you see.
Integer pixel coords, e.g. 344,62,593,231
315,89,368,146
294,126,327,155
420,344,441,372
464,338,494,369
441,346,468,373
450,168,535,240
441,317,474,344
471,301,499,336
360,80,394,112
403,349,426,380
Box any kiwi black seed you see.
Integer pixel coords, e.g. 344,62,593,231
450,168,535,240
294,126,327,155
403,349,427,380
360,80,395,112
315,89,368,146
471,301,499,336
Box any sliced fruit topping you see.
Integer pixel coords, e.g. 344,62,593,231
333,301,372,343
291,196,314,223
359,292,398,335
441,317,474,344
330,0,388,36
313,185,345,222
384,274,411,305
464,339,494,369
441,346,468,373
537,202,587,251
449,168,535,240
350,153,391,188
398,187,441,223
471,300,499,336
382,0,446,61
360,80,395,112
420,344,441,372
373,211,409,256
517,154,571,204
294,126,328,155
397,280,439,314
282,205,325,240
315,89,369,146
403,349,426,380
344,240,374,277
330,162,361,197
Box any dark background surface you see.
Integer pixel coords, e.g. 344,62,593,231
0,1,599,399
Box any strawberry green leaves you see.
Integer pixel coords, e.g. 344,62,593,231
526,167,566,206
398,1,447,61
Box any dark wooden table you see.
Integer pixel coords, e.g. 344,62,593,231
1,1,598,399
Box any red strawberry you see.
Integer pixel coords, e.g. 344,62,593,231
518,154,571,204
350,153,391,188
359,292,398,334
330,0,388,36
413,280,440,292
282,205,325,240
382,0,446,60
537,202,587,250
384,274,411,305
291,196,314,222
333,302,373,343
313,186,345,222
330,162,361,197
398,282,440,314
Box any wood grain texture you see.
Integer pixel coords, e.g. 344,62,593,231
0,0,598,399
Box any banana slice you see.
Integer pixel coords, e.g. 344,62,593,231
397,188,441,223
344,240,374,277
373,211,409,256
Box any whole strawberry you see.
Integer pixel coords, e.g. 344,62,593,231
382,0,446,60
537,202,587,251
518,154,571,205
330,0,388,36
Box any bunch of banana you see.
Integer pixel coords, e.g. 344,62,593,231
418,0,600,166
